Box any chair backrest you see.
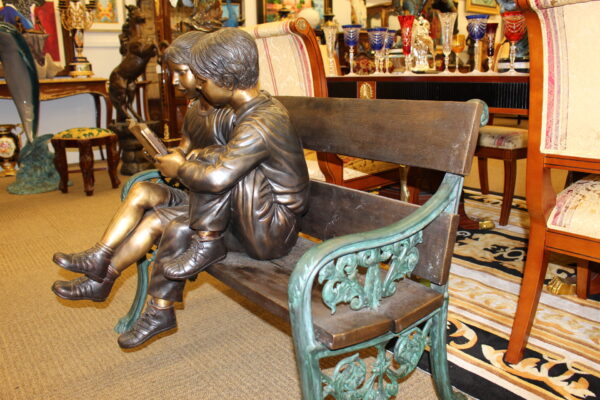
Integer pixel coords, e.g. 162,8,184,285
241,18,328,98
524,0,600,159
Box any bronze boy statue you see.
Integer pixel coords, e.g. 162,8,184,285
117,28,310,348
51,30,232,302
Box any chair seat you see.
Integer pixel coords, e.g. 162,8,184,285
304,149,398,181
548,174,600,240
478,125,528,149
53,127,115,140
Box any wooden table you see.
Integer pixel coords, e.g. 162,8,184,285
327,73,530,229
0,77,112,128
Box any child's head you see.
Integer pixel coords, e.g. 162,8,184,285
164,31,207,99
164,31,207,65
190,28,259,91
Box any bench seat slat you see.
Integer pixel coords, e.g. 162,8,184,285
207,237,443,350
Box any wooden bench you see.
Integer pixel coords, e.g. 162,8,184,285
116,96,482,399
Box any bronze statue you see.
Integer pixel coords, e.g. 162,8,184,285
108,4,157,122
180,0,223,33
51,30,223,303
116,28,310,348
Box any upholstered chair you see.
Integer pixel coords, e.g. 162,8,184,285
505,0,600,364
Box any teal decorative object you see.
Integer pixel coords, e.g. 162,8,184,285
7,134,59,194
1,22,59,194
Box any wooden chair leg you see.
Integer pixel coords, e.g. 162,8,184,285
505,223,549,364
51,139,69,193
79,140,95,196
477,156,489,194
499,159,517,226
106,136,121,189
576,259,590,299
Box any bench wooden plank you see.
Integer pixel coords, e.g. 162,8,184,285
207,236,443,350
301,181,459,285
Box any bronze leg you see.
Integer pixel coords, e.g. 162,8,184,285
79,140,95,196
106,136,121,189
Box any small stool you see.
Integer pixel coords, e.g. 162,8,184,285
51,127,121,196
475,125,528,226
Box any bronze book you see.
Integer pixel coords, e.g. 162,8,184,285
127,120,168,157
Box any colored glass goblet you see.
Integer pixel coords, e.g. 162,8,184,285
368,27,387,75
501,11,527,74
451,34,465,73
437,12,457,74
342,24,362,76
466,14,489,73
398,15,416,73
485,23,498,73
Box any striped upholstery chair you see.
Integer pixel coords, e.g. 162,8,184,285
242,18,401,191
505,0,600,364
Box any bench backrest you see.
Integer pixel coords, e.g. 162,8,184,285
278,96,481,285
277,96,481,176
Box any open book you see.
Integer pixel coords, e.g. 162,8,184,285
126,119,168,158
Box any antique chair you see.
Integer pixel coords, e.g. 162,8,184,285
242,18,401,192
474,103,528,226
505,0,600,364
51,127,120,196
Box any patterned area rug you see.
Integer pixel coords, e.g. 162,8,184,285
429,188,600,400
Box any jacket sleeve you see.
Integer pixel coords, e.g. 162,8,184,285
176,122,269,193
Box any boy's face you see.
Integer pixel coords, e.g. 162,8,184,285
167,60,198,99
194,74,232,107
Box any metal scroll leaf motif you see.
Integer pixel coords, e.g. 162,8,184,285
321,324,431,400
318,232,423,313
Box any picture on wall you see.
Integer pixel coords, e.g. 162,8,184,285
91,0,124,31
465,0,499,14
0,0,67,65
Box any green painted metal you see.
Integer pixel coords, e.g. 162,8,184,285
289,172,465,399
114,169,163,333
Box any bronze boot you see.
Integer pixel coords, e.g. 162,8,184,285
53,243,113,282
162,235,226,280
51,266,120,302
117,300,177,349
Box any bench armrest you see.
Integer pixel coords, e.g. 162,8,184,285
288,172,463,342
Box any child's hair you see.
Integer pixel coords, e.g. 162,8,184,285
163,31,207,65
190,28,259,90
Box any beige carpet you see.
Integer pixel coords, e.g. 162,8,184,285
0,171,467,400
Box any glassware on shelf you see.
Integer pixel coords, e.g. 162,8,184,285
485,23,498,73
384,29,396,74
501,11,527,74
322,19,340,76
437,12,457,74
466,14,489,73
342,24,362,76
368,27,387,75
451,34,465,73
398,15,416,73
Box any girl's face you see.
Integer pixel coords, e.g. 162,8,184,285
168,61,198,99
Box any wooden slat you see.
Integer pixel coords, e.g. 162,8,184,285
207,237,443,350
301,181,459,286
276,96,481,177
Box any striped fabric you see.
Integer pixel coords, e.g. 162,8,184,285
478,125,528,149
531,0,600,158
241,21,314,97
547,174,600,239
